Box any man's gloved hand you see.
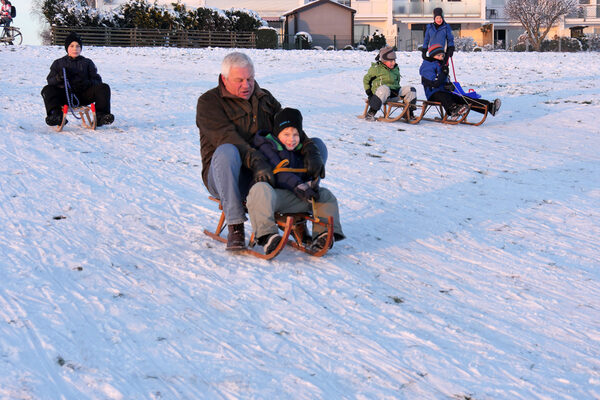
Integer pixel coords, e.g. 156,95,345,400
302,139,325,180
246,149,275,186
365,89,373,97
294,182,319,203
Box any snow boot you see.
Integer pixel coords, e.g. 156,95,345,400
490,99,501,116
45,110,64,126
226,223,246,251
259,233,282,254
97,113,115,127
311,231,334,252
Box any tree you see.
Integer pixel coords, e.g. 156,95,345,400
505,0,578,51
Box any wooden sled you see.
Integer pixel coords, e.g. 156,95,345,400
203,196,293,260
358,98,488,126
56,103,97,132
203,161,336,259
357,98,423,124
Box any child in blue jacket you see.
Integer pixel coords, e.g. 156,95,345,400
420,45,501,120
247,108,345,253
422,8,454,64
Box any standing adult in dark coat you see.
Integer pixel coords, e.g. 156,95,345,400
196,52,327,250
41,32,114,127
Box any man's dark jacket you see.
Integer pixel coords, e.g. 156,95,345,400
197,76,298,187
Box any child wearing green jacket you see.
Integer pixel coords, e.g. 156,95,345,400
363,46,417,121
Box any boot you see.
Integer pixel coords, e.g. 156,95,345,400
365,108,377,121
45,109,63,126
97,113,115,127
226,223,246,251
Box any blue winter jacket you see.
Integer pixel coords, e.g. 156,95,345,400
423,22,455,51
419,59,450,99
253,131,307,191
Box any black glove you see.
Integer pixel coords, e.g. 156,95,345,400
421,48,428,60
444,82,456,91
441,65,449,76
55,71,64,83
301,139,325,180
245,149,275,186
365,89,373,97
446,45,455,59
294,182,319,203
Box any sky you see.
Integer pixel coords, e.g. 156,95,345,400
16,0,44,45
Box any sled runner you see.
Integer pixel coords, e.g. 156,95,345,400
56,104,97,132
203,162,335,259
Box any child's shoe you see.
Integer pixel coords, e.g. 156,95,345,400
260,233,282,254
97,113,115,127
490,99,501,116
365,109,377,121
448,104,468,121
311,232,334,252
45,110,63,126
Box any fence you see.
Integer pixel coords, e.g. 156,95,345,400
51,26,256,48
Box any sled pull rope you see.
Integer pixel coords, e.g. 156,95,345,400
63,67,82,119
449,58,486,108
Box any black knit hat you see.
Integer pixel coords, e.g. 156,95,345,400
274,108,303,136
64,32,82,52
433,7,444,18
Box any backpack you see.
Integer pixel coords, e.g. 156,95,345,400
10,5,16,18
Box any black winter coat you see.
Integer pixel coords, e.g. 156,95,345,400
253,131,307,191
46,55,102,93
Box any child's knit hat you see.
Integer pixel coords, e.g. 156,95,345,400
433,7,444,18
274,108,303,136
64,32,83,52
428,44,445,58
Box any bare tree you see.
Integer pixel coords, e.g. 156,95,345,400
505,0,578,51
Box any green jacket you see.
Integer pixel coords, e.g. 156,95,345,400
363,62,401,92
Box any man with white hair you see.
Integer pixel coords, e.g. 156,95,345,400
196,52,327,251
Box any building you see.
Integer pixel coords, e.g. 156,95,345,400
99,0,600,49
283,0,356,48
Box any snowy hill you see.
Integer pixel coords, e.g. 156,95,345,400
1,45,599,399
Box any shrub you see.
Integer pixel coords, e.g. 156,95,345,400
454,37,476,52
256,27,278,49
364,30,386,51
540,36,582,52
294,32,312,49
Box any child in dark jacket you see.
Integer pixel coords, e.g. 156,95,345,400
420,45,501,120
422,7,454,64
247,108,345,253
41,32,114,127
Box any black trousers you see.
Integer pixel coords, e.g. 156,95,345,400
41,83,111,116
430,91,492,115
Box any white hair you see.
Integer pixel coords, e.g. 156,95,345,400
221,52,255,79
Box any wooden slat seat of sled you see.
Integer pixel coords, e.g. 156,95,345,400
203,196,293,260
358,97,423,124
56,104,97,132
275,212,334,257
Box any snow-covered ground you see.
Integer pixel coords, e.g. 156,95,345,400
1,45,599,399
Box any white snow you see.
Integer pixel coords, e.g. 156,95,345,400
1,45,599,399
